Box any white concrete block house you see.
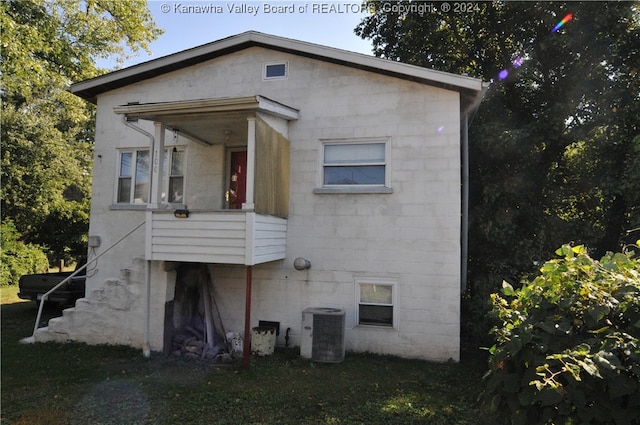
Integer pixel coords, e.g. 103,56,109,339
36,32,484,362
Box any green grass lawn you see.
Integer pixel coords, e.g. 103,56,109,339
1,285,492,424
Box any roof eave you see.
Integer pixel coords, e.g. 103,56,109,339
70,31,485,103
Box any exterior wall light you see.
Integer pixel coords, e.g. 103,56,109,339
293,257,311,270
174,209,189,218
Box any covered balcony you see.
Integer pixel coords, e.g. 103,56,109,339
114,96,297,266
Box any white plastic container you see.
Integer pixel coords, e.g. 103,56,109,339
251,326,276,356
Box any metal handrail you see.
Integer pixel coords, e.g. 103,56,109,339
26,221,145,340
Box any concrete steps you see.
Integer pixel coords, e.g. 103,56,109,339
30,297,91,343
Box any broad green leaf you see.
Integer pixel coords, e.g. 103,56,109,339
577,358,601,378
556,245,574,258
590,326,610,335
502,280,515,296
572,245,587,255
594,351,623,371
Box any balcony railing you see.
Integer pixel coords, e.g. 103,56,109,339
145,210,287,265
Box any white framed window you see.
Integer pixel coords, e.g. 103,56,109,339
162,149,185,204
116,148,185,204
263,61,288,80
117,149,149,203
356,277,397,328
317,139,391,193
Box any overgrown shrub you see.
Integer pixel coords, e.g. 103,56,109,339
483,244,640,425
1,219,49,286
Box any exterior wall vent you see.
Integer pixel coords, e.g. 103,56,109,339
263,61,288,80
300,307,346,363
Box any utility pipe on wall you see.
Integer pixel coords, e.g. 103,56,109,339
461,113,469,294
243,266,253,369
121,115,155,356
122,115,154,144
460,83,489,294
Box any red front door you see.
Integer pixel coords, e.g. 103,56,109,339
228,150,247,209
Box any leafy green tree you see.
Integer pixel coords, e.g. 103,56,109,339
484,244,640,425
1,0,162,261
356,1,640,341
1,219,49,286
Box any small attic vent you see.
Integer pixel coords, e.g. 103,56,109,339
264,62,288,80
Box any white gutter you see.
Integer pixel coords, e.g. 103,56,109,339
121,116,155,358
113,96,300,121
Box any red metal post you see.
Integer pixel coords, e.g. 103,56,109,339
243,265,252,369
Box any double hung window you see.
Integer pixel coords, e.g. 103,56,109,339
322,140,389,188
117,148,185,204
117,150,150,203
356,278,397,328
163,149,184,203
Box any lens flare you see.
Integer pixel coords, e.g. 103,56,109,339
512,57,524,68
494,12,572,83
551,13,573,33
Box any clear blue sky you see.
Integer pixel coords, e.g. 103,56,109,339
103,0,374,69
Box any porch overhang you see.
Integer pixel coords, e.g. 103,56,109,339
113,95,299,145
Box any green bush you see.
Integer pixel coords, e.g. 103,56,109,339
483,244,640,425
1,219,49,286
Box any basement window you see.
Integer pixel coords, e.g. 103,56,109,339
356,277,397,328
264,61,288,80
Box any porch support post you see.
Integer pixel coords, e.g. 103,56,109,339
243,265,253,369
151,122,166,207
143,259,151,357
243,116,256,210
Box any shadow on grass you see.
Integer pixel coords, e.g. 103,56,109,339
2,300,493,425
1,300,64,341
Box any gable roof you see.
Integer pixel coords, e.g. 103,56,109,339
70,31,485,107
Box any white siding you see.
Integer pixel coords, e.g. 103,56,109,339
252,214,287,264
147,210,286,265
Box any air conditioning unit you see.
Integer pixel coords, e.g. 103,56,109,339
300,307,346,363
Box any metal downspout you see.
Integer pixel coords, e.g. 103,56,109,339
461,83,489,294
122,115,154,142
243,266,253,369
122,115,154,357
461,113,469,294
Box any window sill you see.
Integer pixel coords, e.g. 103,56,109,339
109,204,148,211
354,324,397,331
109,203,186,211
313,187,393,195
